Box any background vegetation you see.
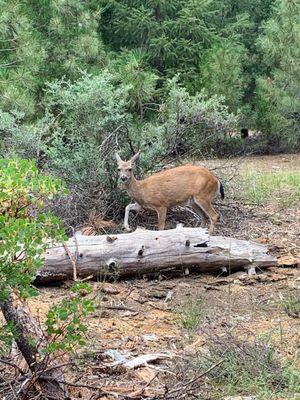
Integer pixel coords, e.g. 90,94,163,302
0,0,299,225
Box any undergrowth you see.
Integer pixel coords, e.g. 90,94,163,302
167,330,300,400
177,297,205,340
240,169,300,206
280,290,300,319
198,332,299,399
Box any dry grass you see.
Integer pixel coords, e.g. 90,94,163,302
164,329,300,400
240,169,300,206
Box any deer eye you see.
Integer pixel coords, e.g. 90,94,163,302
128,168,132,172
117,168,121,172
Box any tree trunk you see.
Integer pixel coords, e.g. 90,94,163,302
36,226,277,283
1,294,68,398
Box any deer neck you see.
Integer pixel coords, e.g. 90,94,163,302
124,175,143,200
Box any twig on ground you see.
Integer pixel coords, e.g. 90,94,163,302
0,358,25,375
165,359,224,397
43,362,75,374
103,305,139,313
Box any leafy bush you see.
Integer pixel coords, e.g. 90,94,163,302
45,135,124,226
0,158,95,361
42,72,132,225
44,75,238,225
45,282,95,353
1,71,239,227
157,79,240,157
0,110,47,160
0,73,238,227
44,72,130,144
0,158,66,353
0,158,66,301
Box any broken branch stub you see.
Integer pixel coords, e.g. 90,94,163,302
36,226,277,283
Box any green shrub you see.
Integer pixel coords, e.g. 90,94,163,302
0,158,95,360
156,78,240,157
0,157,66,301
0,158,66,352
44,71,130,144
195,331,299,399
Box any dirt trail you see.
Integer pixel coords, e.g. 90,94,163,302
28,264,299,398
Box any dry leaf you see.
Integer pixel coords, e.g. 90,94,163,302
277,256,300,267
134,366,157,383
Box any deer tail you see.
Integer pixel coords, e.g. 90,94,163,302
218,180,225,200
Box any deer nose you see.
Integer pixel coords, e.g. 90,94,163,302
120,176,127,182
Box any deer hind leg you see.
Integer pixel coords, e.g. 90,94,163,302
193,196,219,234
156,207,167,230
123,202,142,231
190,199,209,226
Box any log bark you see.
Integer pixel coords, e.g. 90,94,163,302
36,226,277,283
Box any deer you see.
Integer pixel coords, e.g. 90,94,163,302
115,151,224,234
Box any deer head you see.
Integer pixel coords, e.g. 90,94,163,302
115,151,140,184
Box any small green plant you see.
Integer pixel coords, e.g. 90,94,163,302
45,282,95,353
280,291,300,319
194,331,299,399
178,297,205,339
0,322,16,356
240,169,300,206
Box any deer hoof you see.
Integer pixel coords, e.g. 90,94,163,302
124,225,132,232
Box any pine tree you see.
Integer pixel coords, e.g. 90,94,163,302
25,0,106,82
100,0,218,89
256,0,300,148
0,0,45,115
0,0,107,117
110,49,158,118
200,41,247,113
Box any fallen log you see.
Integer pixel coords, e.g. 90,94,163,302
36,226,277,283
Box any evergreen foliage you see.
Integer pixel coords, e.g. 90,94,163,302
256,0,300,149
200,42,247,113
100,0,218,88
0,0,46,115
0,0,299,224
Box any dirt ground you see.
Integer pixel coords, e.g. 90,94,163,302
2,154,300,399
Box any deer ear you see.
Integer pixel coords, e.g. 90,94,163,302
130,151,140,164
115,152,122,163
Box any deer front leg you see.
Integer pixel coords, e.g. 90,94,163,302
123,202,142,231
156,207,167,230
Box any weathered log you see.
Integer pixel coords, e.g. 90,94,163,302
36,226,277,283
